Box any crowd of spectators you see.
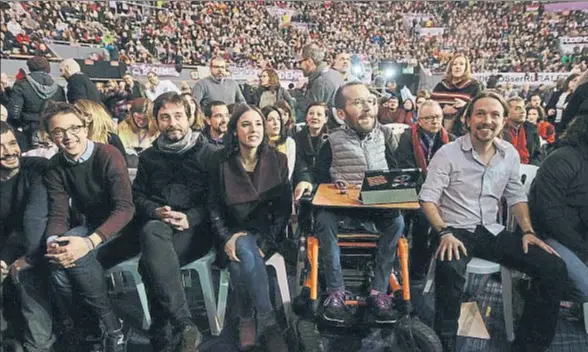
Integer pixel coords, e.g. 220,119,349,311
1,1,587,73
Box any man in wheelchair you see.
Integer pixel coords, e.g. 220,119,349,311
295,82,405,324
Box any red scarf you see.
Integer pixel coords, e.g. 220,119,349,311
506,124,529,164
537,121,555,144
411,124,450,176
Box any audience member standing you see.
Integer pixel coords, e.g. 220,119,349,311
59,58,101,104
8,56,66,146
192,57,245,108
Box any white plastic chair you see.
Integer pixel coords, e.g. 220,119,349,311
104,256,152,330
181,250,230,336
265,253,293,328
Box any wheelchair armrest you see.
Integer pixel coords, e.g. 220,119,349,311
298,192,314,204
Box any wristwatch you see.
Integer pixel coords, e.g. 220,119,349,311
438,227,453,237
522,230,536,236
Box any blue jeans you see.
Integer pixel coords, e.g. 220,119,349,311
546,238,588,300
50,226,121,336
314,209,404,293
228,234,273,319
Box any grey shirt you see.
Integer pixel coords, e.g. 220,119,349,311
419,135,527,235
192,76,246,108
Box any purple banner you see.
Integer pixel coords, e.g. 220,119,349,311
544,2,588,12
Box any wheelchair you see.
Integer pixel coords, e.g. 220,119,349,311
292,191,442,352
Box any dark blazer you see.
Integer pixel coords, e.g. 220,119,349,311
66,72,101,104
208,147,292,264
503,121,543,166
293,125,328,186
529,142,588,262
0,157,48,264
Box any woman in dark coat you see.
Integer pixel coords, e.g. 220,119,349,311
255,68,294,109
208,104,291,352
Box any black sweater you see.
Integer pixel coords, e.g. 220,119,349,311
133,140,215,227
529,143,588,262
0,157,48,264
44,143,135,241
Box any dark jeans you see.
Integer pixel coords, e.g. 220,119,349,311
50,226,121,336
228,233,273,319
314,208,404,293
406,209,434,277
15,264,55,352
138,220,212,331
434,226,567,351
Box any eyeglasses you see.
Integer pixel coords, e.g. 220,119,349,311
211,65,225,69
419,115,443,122
348,98,377,109
50,125,85,139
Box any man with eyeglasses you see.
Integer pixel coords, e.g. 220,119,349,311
192,56,245,109
41,102,134,352
295,82,405,324
395,100,455,279
296,43,344,129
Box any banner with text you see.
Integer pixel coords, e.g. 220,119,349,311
559,36,588,54
473,72,572,86
418,27,445,37
130,63,180,77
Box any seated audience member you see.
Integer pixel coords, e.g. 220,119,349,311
74,99,127,159
145,71,181,101
196,100,229,149
262,106,296,180
117,98,159,155
377,94,401,124
530,116,588,300
0,121,54,352
181,93,205,132
208,105,291,352
297,82,405,324
395,100,454,278
275,99,296,135
1,104,29,151
526,106,554,145
527,93,543,109
41,102,134,352
293,102,329,199
133,92,213,351
502,97,542,166
558,71,588,135
419,92,566,352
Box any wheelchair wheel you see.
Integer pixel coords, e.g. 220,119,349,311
1,340,24,352
391,318,442,352
296,318,324,352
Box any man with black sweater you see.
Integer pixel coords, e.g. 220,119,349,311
0,121,54,352
41,102,134,352
132,92,211,351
